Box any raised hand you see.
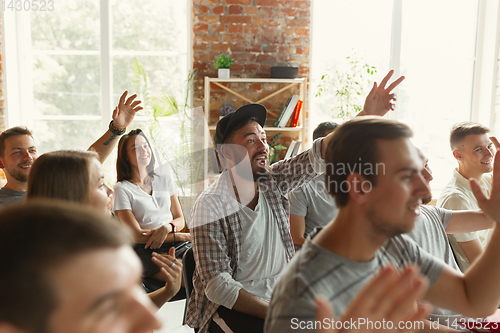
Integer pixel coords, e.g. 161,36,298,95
490,136,500,151
152,248,182,301
112,91,143,129
471,151,500,223
315,265,430,333
362,70,405,117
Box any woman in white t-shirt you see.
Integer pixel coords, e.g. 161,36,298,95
113,129,191,280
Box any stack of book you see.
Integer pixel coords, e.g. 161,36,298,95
283,140,302,160
274,95,303,128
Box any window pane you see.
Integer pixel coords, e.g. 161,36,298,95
398,0,478,190
112,55,187,119
310,0,393,141
31,0,100,51
111,0,187,53
33,54,101,116
33,120,101,153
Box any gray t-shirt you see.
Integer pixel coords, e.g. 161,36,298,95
0,187,25,207
406,205,463,327
265,233,445,333
407,205,458,271
288,175,338,237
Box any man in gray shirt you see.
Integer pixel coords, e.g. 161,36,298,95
266,117,500,333
0,91,142,207
289,122,338,250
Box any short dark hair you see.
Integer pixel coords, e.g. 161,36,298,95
325,117,413,207
26,150,99,204
313,121,339,140
0,200,130,333
0,126,34,157
223,116,259,145
116,129,156,182
450,121,490,150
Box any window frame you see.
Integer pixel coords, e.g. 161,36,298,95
308,0,500,138
2,0,192,134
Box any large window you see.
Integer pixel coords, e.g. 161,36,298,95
3,0,189,153
311,0,499,191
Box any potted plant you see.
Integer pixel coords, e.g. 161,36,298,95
268,133,287,164
214,53,233,79
218,100,235,119
316,51,377,121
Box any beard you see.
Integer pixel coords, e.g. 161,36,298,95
5,165,29,183
422,194,433,205
252,151,270,182
367,209,413,240
232,149,270,182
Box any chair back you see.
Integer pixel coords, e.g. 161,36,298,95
182,247,195,325
183,247,195,298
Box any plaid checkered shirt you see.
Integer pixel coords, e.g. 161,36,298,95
186,139,325,333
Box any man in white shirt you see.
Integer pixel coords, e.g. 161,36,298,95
437,122,497,271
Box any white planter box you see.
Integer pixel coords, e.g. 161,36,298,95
218,68,230,78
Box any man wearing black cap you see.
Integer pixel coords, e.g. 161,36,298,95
186,70,404,333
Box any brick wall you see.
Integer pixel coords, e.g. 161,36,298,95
192,0,311,150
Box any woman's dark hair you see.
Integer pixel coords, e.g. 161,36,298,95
116,129,156,182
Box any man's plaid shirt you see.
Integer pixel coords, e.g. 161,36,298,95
186,139,324,332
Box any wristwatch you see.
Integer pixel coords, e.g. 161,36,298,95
169,222,177,233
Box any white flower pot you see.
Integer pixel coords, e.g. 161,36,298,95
218,68,230,79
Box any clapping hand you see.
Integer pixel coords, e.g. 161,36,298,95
315,265,430,333
152,248,182,301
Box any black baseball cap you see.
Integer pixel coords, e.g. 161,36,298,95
214,103,267,146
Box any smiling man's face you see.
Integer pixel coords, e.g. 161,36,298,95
455,133,495,178
0,135,38,184
226,121,270,181
363,138,431,238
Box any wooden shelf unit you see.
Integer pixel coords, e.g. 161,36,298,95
204,77,307,143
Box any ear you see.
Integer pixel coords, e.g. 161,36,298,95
346,173,370,205
452,149,462,160
220,145,234,162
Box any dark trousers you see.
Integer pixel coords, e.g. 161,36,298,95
208,306,265,333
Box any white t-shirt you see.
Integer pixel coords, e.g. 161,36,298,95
204,188,288,308
113,173,178,230
437,168,493,271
